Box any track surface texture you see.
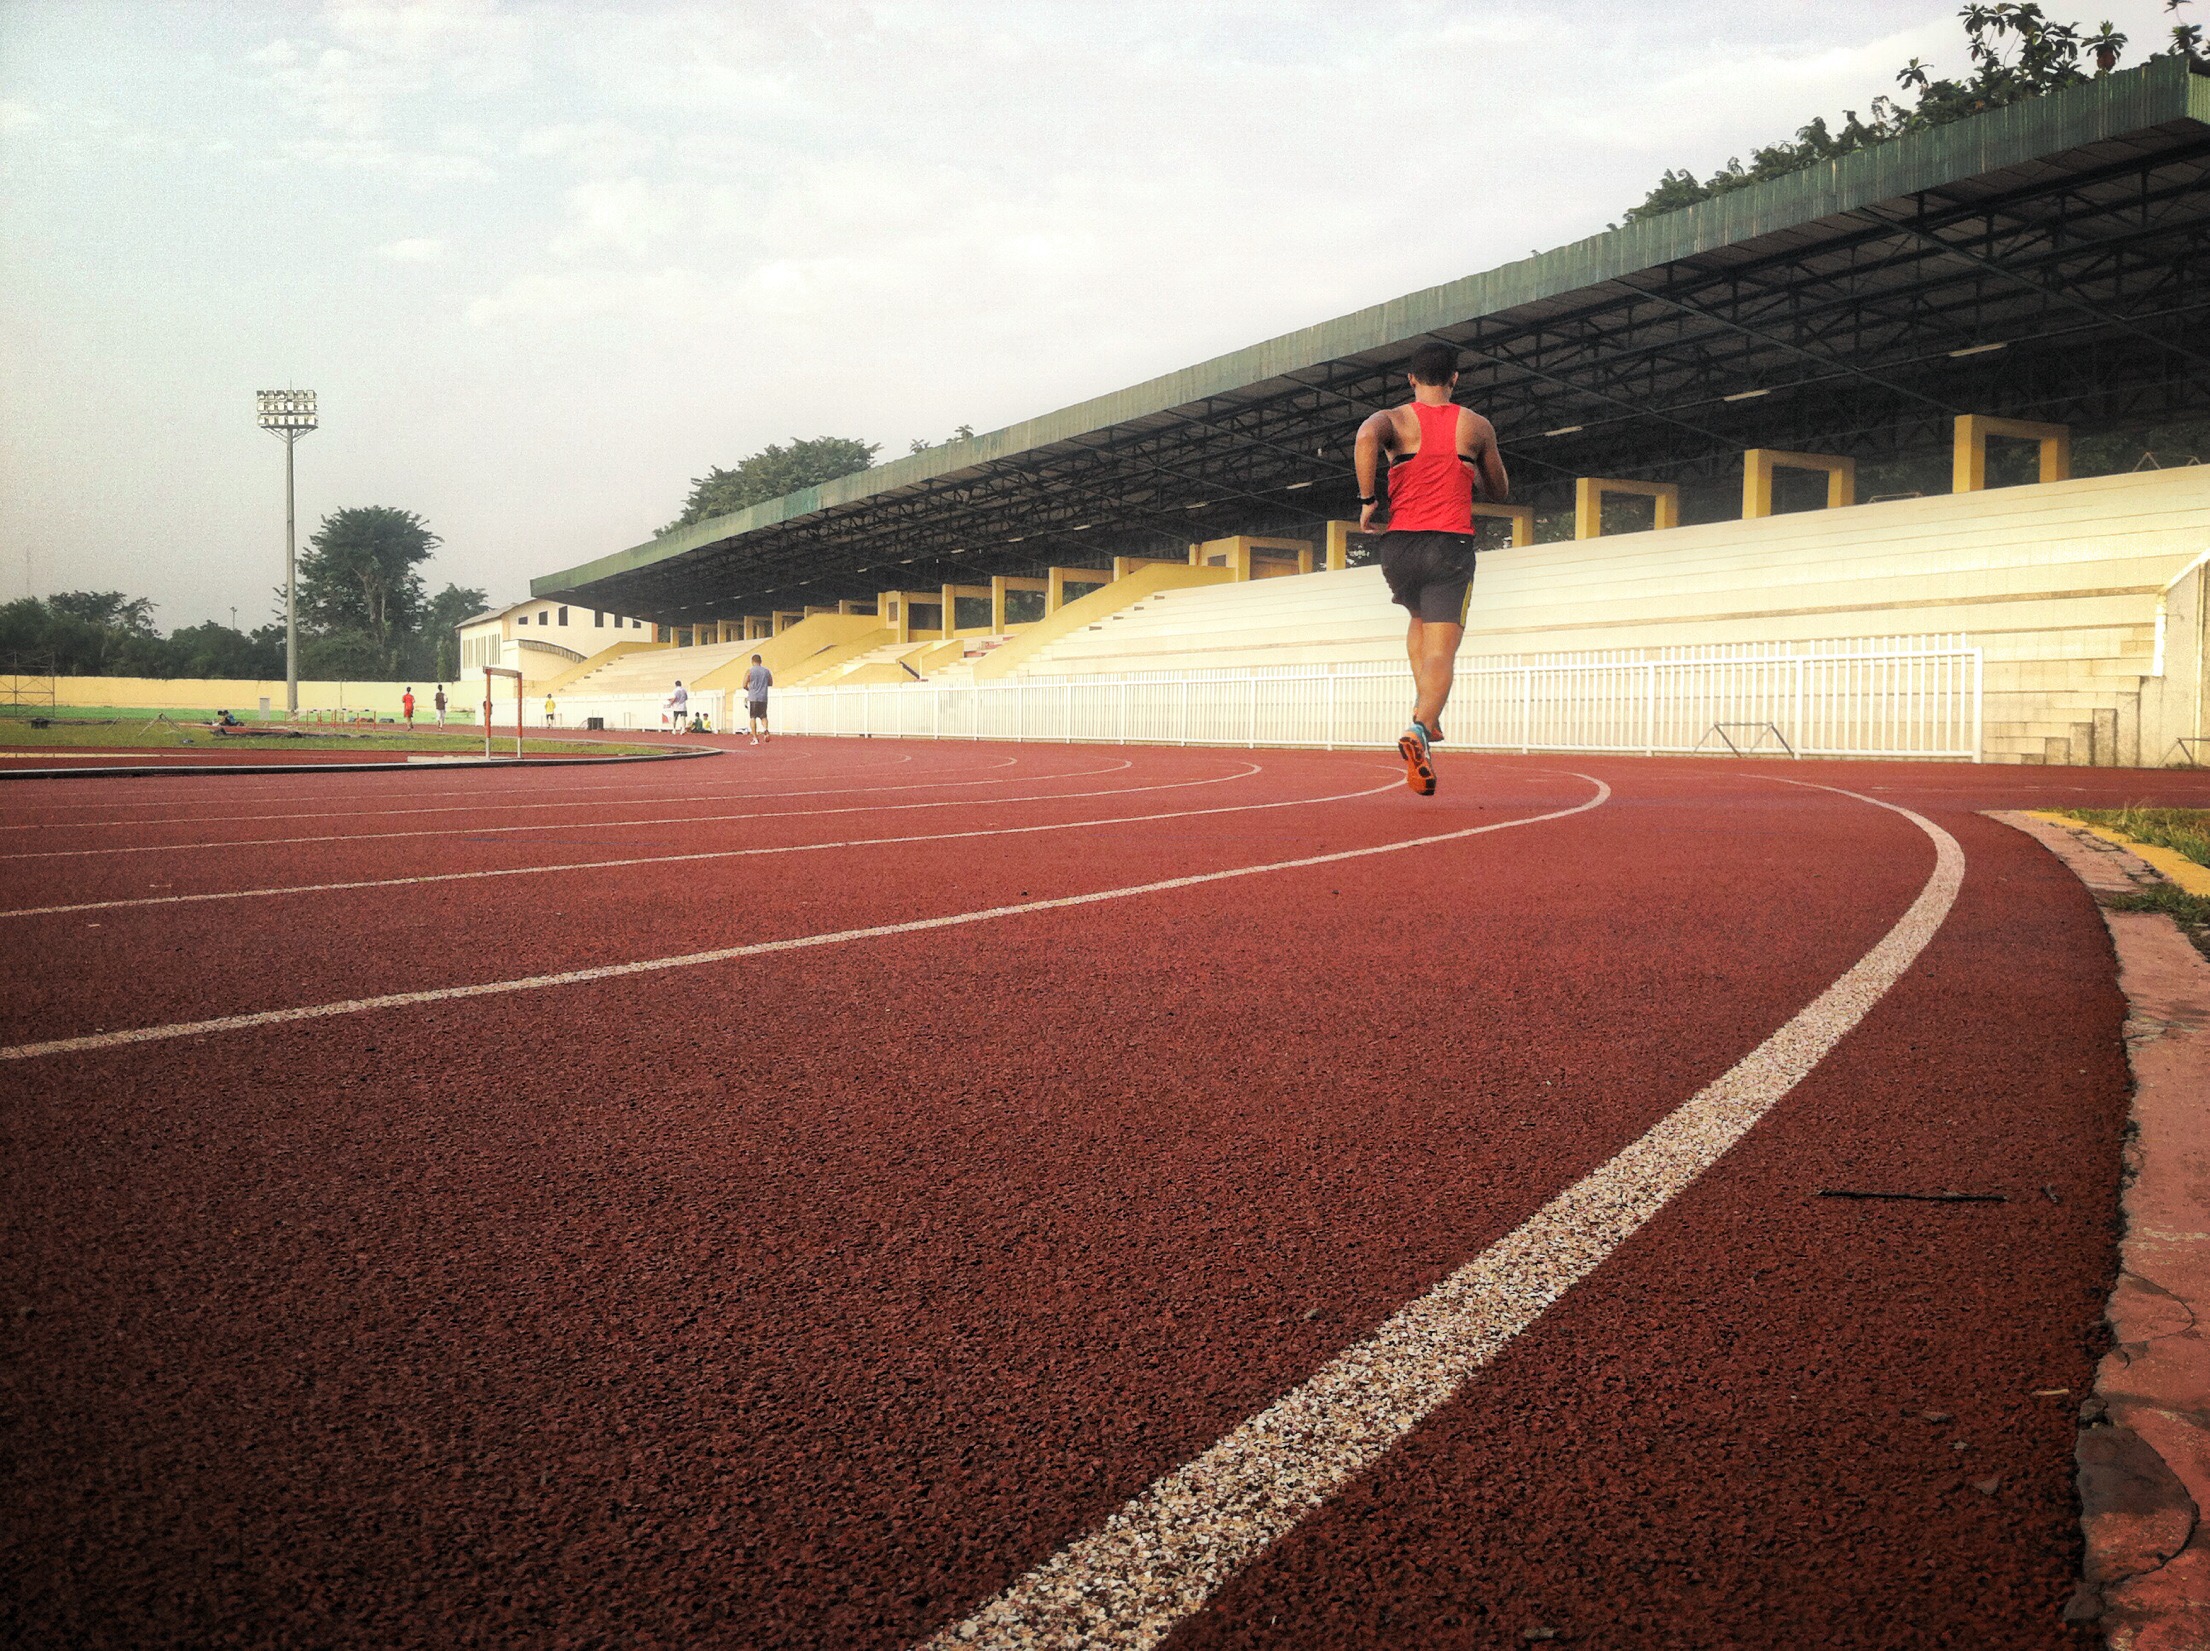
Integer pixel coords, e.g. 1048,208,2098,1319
6,737,2208,1649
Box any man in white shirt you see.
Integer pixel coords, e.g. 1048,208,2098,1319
666,679,688,733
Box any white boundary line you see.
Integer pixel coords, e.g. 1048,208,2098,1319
0,763,1296,919
0,753,1045,833
915,781,1962,1650
0,775,1610,1061
0,758,1161,860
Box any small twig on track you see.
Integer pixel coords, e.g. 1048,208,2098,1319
1816,1188,2008,1204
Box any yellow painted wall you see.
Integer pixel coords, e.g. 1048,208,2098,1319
974,563,1236,680
45,676,424,716
779,627,898,686
538,641,661,695
692,612,885,690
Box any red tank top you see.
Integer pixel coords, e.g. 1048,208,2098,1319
1385,401,1474,533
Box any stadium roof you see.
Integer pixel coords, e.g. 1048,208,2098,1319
536,57,2210,625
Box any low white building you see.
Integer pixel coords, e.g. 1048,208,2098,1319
456,598,652,690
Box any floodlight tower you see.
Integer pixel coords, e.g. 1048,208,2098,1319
255,389,319,714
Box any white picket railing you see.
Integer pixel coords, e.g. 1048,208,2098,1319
548,638,1984,759
740,636,1982,761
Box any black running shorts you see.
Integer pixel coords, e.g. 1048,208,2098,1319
1378,530,1478,623
748,699,768,719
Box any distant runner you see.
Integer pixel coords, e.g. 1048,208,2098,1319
433,685,447,727
666,679,688,734
544,693,557,728
744,654,772,744
1353,340,1509,796
402,686,416,729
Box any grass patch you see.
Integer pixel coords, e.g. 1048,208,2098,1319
2063,808,2210,871
2102,882,2210,961
0,716,662,758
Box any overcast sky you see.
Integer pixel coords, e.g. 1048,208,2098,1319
1,0,2190,627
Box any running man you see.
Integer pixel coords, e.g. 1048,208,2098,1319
402,686,416,729
744,654,772,744
1353,340,1509,795
544,693,557,728
433,684,447,727
666,678,688,734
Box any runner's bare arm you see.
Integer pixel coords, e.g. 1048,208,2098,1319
1461,409,1509,503
1354,411,1394,534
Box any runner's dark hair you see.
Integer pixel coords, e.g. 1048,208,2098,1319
1407,341,1458,386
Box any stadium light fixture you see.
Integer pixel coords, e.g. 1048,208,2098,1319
1948,341,2008,358
1722,388,1771,402
1543,425,1584,438
255,389,319,716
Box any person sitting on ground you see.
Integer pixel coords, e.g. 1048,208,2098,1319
213,708,243,728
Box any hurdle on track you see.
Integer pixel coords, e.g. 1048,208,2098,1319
483,665,523,760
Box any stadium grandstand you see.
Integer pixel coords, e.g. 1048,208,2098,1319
533,57,2210,765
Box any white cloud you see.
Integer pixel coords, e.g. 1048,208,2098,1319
465,265,715,326
8,0,2198,628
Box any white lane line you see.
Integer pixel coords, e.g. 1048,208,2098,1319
0,763,1277,918
920,783,1963,1651
0,758,1156,860
0,776,1609,1061
0,754,1035,832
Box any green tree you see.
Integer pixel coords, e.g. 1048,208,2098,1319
296,506,439,668
665,436,879,532
412,582,489,681
0,591,163,674
1621,3,2190,224
161,621,285,679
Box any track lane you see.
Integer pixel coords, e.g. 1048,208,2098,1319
0,738,888,822
1163,801,2126,1650
4,757,1953,1649
0,751,1240,911
0,755,1133,857
0,754,1539,1044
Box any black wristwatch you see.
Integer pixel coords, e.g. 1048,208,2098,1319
1356,495,1378,507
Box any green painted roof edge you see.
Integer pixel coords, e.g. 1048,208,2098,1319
536,56,2207,599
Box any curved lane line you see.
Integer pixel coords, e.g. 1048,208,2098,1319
0,759,1150,860
0,763,1269,918
0,775,1609,1061
0,754,1037,833
920,782,1964,1651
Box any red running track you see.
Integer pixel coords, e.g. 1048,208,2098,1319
4,738,2208,1648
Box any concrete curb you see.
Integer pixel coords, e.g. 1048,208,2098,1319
1991,811,2210,1650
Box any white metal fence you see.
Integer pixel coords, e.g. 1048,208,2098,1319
733,636,1982,760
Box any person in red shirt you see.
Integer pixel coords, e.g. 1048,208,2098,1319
1352,342,1510,795
402,686,416,729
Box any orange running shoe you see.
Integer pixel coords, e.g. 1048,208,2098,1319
1397,723,1437,796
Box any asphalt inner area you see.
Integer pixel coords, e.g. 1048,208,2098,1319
5,742,2206,1649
